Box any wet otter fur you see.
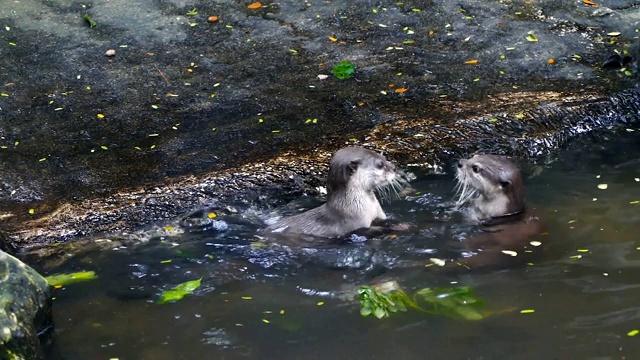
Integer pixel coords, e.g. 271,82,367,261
444,154,546,271
265,147,406,239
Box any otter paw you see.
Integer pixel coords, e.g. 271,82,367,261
390,222,411,231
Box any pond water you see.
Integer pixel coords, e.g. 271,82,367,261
33,129,640,360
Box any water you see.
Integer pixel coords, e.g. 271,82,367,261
33,129,640,360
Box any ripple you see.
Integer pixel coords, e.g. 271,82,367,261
567,307,640,329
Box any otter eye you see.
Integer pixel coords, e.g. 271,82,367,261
471,164,480,173
375,160,385,169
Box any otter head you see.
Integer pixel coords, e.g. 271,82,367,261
455,154,525,220
326,147,401,198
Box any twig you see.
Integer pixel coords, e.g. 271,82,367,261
156,67,170,84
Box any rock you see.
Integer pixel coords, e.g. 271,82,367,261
1,0,640,247
0,250,52,360
104,49,116,57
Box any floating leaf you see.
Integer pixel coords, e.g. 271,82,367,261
607,31,621,36
247,2,262,9
520,309,535,314
583,0,598,5
597,183,608,190
357,285,409,320
525,32,538,42
628,329,639,336
45,271,98,287
332,60,356,79
464,59,479,65
83,14,97,28
414,287,485,321
157,278,202,304
395,88,408,93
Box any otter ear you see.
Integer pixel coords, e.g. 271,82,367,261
331,160,358,186
348,159,361,174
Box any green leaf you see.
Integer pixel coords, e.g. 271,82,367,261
414,287,485,321
360,306,372,317
332,60,356,79
454,306,484,320
373,307,387,319
45,271,98,286
157,278,202,304
525,33,538,42
83,14,97,29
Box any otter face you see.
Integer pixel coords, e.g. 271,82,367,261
327,147,404,195
455,154,525,220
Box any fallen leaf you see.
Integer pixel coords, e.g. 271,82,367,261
464,59,479,65
525,33,538,42
208,16,219,22
395,88,408,93
247,2,262,9
583,0,598,6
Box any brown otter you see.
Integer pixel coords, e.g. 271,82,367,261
265,147,407,239
436,154,546,271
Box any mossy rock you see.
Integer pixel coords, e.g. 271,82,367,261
0,250,52,360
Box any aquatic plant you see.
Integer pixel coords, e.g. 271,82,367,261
357,285,484,321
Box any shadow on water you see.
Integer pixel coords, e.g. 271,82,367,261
32,129,640,360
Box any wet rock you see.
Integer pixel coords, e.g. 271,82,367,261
0,250,52,360
1,1,640,247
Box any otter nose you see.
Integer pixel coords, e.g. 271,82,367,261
457,161,463,168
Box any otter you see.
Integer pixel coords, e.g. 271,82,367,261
265,147,407,239
438,154,546,271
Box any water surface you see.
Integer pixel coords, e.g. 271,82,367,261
37,129,640,360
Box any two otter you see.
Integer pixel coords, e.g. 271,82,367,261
265,147,406,238
264,147,543,272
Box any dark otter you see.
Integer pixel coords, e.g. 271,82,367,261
436,154,546,271
265,147,407,239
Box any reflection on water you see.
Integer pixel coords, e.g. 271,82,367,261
35,130,640,360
